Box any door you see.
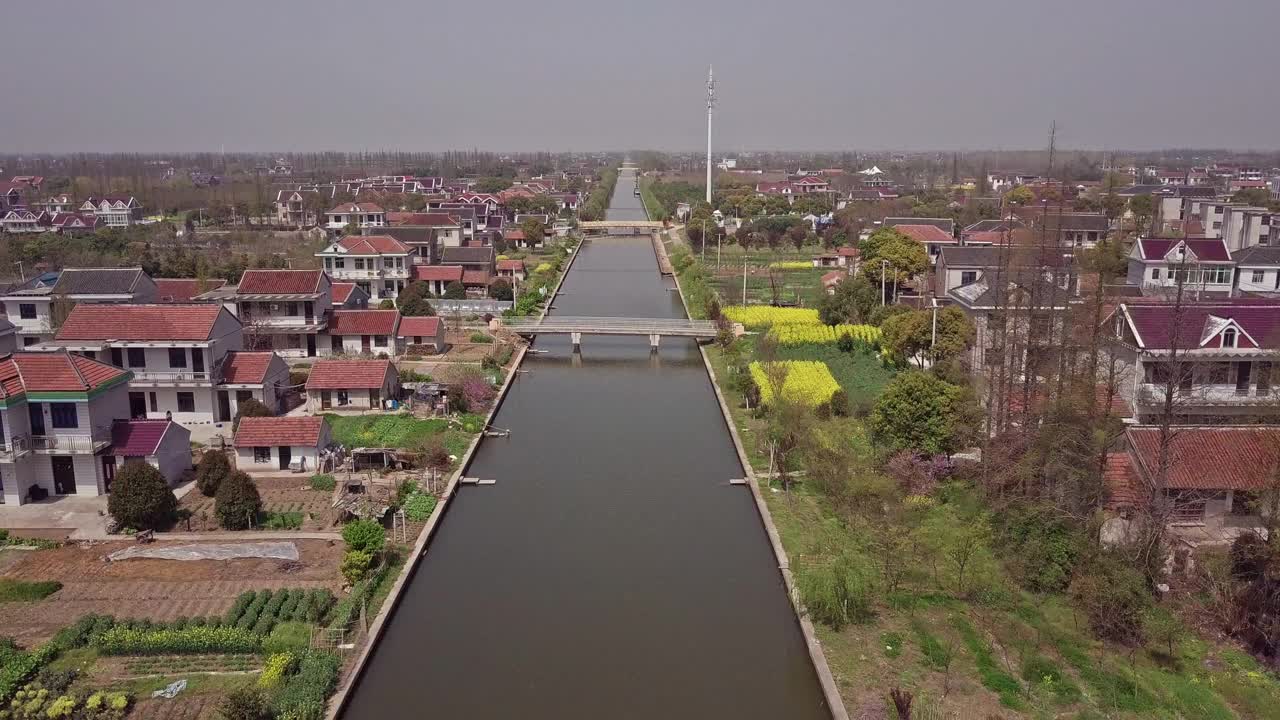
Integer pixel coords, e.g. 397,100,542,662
216,391,231,423
27,403,44,436
361,335,371,353
51,456,75,495
337,390,349,406
129,392,148,419
192,349,205,377
279,446,291,470
321,391,332,410
102,456,116,493
306,335,317,357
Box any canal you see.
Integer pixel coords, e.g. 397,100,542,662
340,167,829,719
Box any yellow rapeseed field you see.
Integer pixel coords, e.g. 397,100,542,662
723,306,820,328
768,324,882,346
749,361,840,407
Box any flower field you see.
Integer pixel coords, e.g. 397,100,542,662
767,261,813,270
749,361,840,407
723,306,820,328
768,323,881,347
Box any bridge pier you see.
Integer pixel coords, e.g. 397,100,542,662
648,334,661,349
571,332,582,352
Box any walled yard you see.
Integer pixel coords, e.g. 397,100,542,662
0,540,343,646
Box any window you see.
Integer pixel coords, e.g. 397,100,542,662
168,348,187,368
18,304,36,320
335,258,345,269
50,403,78,429
254,447,271,463
127,348,145,367
149,392,158,412
354,259,366,270
176,392,195,413
324,258,333,270
1150,268,1159,280
22,337,37,347
374,335,387,347
1222,327,1237,348
288,302,299,317
960,271,978,285
1252,270,1265,284
1258,362,1273,392
1204,362,1232,384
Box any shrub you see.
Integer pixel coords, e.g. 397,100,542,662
997,504,1083,593
225,591,258,626
829,389,850,417
468,332,494,344
33,668,75,694
418,440,451,471
1068,555,1152,645
107,462,177,531
232,398,273,431
263,622,312,655
93,625,260,655
215,471,262,530
258,652,297,689
271,652,340,720
194,451,231,497
490,279,513,301
219,687,273,720
341,550,374,585
341,519,385,554
442,281,466,299
795,554,875,630
308,474,336,492
1230,532,1271,581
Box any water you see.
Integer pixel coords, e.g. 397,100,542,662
340,167,829,719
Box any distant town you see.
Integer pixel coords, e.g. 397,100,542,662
0,146,1278,719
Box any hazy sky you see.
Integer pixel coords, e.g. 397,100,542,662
5,0,1278,153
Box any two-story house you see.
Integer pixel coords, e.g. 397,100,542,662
274,189,319,226
326,202,385,230
893,224,958,265
934,246,1072,298
1231,246,1280,296
1126,238,1234,297
0,208,48,234
1220,206,1274,252
316,235,413,302
0,268,157,346
79,196,142,227
0,351,132,505
234,270,332,358
1109,299,1280,424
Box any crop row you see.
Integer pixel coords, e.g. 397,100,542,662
722,306,820,328
768,324,881,347
749,361,841,407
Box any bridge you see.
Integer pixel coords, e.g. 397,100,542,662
578,220,665,235
500,316,717,349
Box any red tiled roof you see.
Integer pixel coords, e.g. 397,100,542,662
496,259,525,271
154,278,227,303
1128,427,1280,491
237,270,324,296
305,359,394,390
1122,300,1280,350
414,265,464,282
398,316,442,338
57,304,223,341
461,269,491,286
220,352,278,384
331,282,357,303
386,212,459,227
111,419,176,456
0,352,129,398
821,270,846,285
330,310,400,336
963,231,1006,244
836,247,859,257
1103,452,1142,510
1136,238,1231,262
895,224,957,244
336,234,409,255
503,229,526,240
234,416,328,448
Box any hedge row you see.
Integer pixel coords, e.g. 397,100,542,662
93,625,260,656
225,589,334,635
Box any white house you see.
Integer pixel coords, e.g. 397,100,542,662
108,419,192,486
1125,238,1234,296
233,416,331,474
316,234,414,301
305,359,400,413
0,267,158,346
78,196,142,227
1232,245,1280,295
234,270,332,358
326,202,386,230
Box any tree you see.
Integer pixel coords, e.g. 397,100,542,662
490,279,513,301
1101,193,1127,222
377,298,396,310
397,281,436,316
443,281,466,299
858,228,928,286
819,275,877,325
215,471,262,530
473,177,512,193
1004,186,1035,206
195,450,231,497
233,398,272,431
519,218,546,247
342,518,386,554
1129,194,1155,234
1232,188,1273,207
871,371,964,455
107,462,177,530
882,307,974,368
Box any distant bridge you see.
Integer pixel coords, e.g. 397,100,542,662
500,316,717,348
578,220,665,235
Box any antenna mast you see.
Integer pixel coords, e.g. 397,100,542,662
706,66,715,205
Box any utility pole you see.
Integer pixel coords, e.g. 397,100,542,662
706,66,715,206
880,259,888,305
742,255,748,305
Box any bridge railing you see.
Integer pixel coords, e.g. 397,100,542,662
500,316,717,335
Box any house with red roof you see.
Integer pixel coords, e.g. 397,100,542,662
0,351,134,505
218,351,291,416
316,234,413,302
108,419,192,486
304,359,400,412
0,208,49,234
330,282,370,309
325,202,385,230
1,268,158,346
412,264,464,296
234,416,331,473
78,195,142,227
326,310,402,356
893,224,959,265
1104,426,1273,538
154,278,227,303
1109,299,1280,424
234,270,333,358
1126,237,1234,295
496,259,526,286
398,316,446,354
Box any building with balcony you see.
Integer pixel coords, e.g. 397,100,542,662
48,303,287,430
1126,238,1234,297
234,270,333,358
274,189,319,226
1109,299,1280,424
0,351,133,505
316,234,414,301
325,202,385,230
78,196,142,227
0,268,158,346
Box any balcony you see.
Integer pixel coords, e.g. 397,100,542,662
240,312,322,329
332,268,381,280
0,435,31,460
1137,383,1277,407
128,369,214,385
30,433,111,455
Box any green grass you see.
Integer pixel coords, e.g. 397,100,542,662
910,619,951,672
324,413,483,455
880,631,903,658
0,579,61,601
308,474,336,491
950,615,1025,710
772,342,896,408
